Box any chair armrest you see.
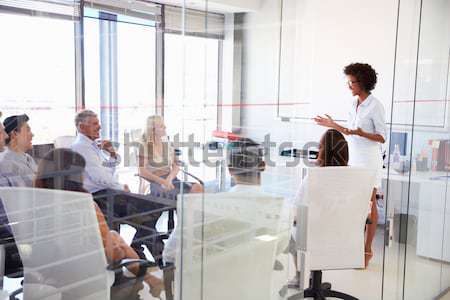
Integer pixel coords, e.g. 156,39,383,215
136,169,204,186
9,287,22,300
179,170,204,186
107,259,154,277
296,204,308,251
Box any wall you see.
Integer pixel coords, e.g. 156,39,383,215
240,0,450,159
239,0,325,149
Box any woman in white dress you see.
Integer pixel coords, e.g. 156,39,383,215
314,63,386,267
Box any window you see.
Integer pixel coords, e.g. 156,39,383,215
164,33,219,144
84,9,156,149
0,12,76,144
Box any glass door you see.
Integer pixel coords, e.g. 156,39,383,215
383,0,450,299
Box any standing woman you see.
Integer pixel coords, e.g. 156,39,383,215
314,63,386,267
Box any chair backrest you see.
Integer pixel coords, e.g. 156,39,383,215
125,129,150,194
0,187,109,300
54,136,76,149
174,190,290,300
296,167,376,271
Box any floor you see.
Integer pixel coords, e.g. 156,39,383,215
3,165,450,299
4,216,450,300
125,222,450,300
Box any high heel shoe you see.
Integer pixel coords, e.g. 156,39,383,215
364,251,373,268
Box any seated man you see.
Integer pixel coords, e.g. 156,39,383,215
0,113,23,277
71,110,167,266
163,137,267,264
0,114,37,187
161,138,287,300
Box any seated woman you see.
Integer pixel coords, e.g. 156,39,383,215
34,148,164,298
138,115,203,197
288,129,349,287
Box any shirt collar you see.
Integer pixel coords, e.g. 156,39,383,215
4,147,27,162
358,94,373,108
77,132,97,147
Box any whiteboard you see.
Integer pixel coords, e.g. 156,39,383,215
277,0,450,128
277,0,398,122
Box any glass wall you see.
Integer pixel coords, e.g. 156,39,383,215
383,0,450,299
1,1,449,299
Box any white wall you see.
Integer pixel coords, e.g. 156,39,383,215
278,0,398,122
239,0,325,148
239,0,450,152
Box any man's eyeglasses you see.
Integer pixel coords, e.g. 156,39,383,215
347,80,359,86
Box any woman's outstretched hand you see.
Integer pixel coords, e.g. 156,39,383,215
314,114,352,135
313,114,336,128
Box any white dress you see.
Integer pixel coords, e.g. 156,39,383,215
346,94,386,189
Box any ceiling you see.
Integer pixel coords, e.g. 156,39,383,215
151,0,261,13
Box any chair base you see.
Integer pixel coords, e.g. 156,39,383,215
288,270,358,300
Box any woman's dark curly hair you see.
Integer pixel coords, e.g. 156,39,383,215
344,63,378,92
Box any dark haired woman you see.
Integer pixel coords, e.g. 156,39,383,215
314,63,386,267
34,148,164,298
288,129,349,287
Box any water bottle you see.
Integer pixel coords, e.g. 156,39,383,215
393,144,401,163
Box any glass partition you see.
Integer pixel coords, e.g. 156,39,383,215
383,0,450,299
1,1,449,299
168,1,295,300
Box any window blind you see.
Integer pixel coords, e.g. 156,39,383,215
84,0,161,22
164,5,225,39
0,0,80,19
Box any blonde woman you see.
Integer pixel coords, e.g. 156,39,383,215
138,116,203,197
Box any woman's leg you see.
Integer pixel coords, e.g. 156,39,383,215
365,188,378,267
110,231,164,297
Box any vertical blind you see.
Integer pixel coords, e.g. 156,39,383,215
165,5,225,39
84,0,161,22
0,0,225,36
0,0,80,19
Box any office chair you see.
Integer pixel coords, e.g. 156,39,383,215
172,190,290,300
289,167,376,300
0,187,155,300
53,136,76,149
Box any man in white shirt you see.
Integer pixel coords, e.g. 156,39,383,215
0,114,37,187
71,110,168,266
